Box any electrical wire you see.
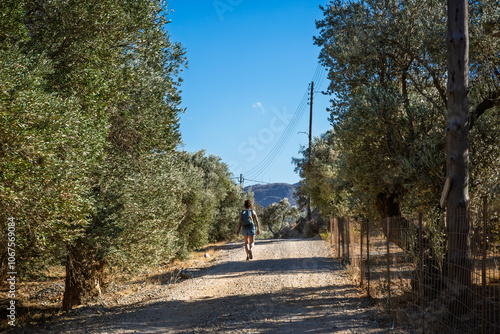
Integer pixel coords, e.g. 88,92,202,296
243,63,328,181
244,66,324,179
244,89,309,179
244,178,273,185
244,90,309,179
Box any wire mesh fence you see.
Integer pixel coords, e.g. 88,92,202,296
330,200,500,333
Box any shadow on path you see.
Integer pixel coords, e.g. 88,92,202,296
17,285,379,334
9,239,385,333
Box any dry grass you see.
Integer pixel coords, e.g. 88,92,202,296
0,241,228,329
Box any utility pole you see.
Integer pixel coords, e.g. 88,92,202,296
307,81,314,221
309,81,313,150
239,174,244,187
446,0,471,293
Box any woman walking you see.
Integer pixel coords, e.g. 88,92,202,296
236,199,260,260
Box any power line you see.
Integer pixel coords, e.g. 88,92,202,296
245,80,312,178
244,88,309,179
243,63,328,181
244,178,273,185
234,174,274,187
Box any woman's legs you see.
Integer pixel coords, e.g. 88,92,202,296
243,235,255,260
248,235,255,251
247,235,255,259
243,235,250,259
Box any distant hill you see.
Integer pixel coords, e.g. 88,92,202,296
244,182,300,208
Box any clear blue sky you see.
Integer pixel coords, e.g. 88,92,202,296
166,0,332,186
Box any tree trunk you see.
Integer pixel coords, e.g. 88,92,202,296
0,251,8,282
376,191,410,249
446,0,472,295
62,243,105,309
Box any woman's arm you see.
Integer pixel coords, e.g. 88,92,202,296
253,210,261,235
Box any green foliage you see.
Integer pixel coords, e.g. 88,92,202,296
82,0,188,270
175,150,247,257
109,153,185,271
335,84,448,216
261,198,301,237
293,132,350,218
0,0,256,305
0,0,28,45
469,106,500,198
300,0,500,221
1,0,244,284
210,182,247,242
0,47,95,276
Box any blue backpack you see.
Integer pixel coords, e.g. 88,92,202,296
241,209,255,229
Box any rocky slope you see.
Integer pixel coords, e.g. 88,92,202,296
245,182,299,207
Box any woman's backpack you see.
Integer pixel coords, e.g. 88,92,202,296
241,209,255,229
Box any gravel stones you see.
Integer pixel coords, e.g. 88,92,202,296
19,239,411,334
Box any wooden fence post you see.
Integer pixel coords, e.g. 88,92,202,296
387,217,391,311
334,217,340,258
349,218,355,266
330,216,334,247
418,212,424,333
482,196,487,334
346,218,351,264
367,220,370,297
360,221,364,287
340,218,345,259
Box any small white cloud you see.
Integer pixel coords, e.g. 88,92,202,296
252,102,265,113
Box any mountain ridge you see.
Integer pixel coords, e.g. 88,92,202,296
244,182,300,208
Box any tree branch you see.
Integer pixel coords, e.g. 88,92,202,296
469,89,500,130
404,70,444,112
385,38,447,109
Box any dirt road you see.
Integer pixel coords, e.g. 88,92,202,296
15,239,408,333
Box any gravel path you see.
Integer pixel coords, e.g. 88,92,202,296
14,239,409,333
